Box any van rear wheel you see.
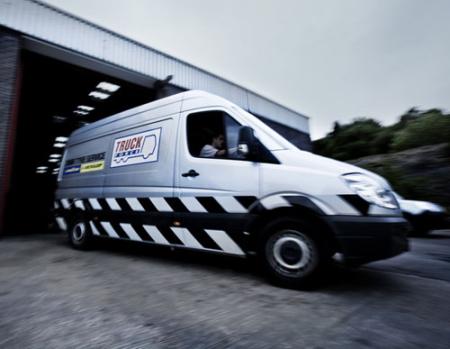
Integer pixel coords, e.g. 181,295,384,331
259,219,327,288
68,218,93,250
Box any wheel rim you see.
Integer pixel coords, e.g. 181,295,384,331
273,236,310,269
266,229,317,277
72,222,86,242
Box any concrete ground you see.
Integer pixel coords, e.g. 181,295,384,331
1,231,450,349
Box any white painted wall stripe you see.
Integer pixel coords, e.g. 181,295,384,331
180,197,207,212
260,195,291,210
171,227,203,249
74,200,85,210
120,223,142,241
150,197,173,212
88,198,102,210
204,229,245,255
143,225,169,244
89,221,101,236
126,197,145,212
100,221,120,238
55,217,67,231
214,196,247,213
106,198,121,211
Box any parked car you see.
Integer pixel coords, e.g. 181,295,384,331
54,90,409,288
395,193,449,235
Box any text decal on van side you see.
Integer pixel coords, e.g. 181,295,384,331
63,152,105,176
111,128,161,168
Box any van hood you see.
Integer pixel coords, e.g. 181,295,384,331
274,148,391,189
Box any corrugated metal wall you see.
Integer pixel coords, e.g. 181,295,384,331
0,0,309,133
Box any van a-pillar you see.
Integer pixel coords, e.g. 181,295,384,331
0,29,21,235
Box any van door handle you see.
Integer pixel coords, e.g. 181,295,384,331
182,169,199,177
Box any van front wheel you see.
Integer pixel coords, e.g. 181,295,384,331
68,218,93,250
260,219,326,288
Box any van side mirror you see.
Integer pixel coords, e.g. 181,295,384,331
237,126,259,159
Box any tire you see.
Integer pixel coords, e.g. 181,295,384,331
404,214,430,237
410,226,430,237
407,219,430,236
258,218,330,289
68,217,93,250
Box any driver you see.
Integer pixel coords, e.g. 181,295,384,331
200,132,226,158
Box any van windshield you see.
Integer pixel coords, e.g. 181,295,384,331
232,106,296,151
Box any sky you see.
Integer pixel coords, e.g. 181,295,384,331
43,0,450,140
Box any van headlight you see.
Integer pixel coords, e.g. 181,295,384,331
342,173,398,209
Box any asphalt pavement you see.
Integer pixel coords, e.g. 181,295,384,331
0,231,449,349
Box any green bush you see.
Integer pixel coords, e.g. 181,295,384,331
358,162,426,200
313,118,383,160
313,108,450,160
391,113,450,151
371,128,395,154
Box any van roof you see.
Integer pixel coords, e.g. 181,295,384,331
69,90,231,143
67,90,295,151
71,90,231,138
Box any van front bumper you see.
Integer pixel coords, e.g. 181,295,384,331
327,216,410,265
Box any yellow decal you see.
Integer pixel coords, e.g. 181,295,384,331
80,160,105,173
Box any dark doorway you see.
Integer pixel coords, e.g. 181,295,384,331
4,51,155,233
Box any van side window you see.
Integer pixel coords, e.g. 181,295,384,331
186,110,244,160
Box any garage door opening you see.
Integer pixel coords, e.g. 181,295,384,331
4,51,156,234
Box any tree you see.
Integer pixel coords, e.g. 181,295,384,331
313,118,382,160
313,108,450,160
392,113,450,151
331,121,341,135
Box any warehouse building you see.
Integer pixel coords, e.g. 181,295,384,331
0,0,311,234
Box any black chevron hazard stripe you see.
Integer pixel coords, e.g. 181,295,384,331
87,220,245,255
59,196,258,214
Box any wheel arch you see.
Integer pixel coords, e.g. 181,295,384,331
246,205,340,255
65,207,86,227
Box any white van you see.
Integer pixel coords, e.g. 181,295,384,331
54,90,409,287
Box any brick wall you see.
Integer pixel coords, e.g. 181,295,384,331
0,29,20,232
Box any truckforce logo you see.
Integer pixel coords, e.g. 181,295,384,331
111,128,161,168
